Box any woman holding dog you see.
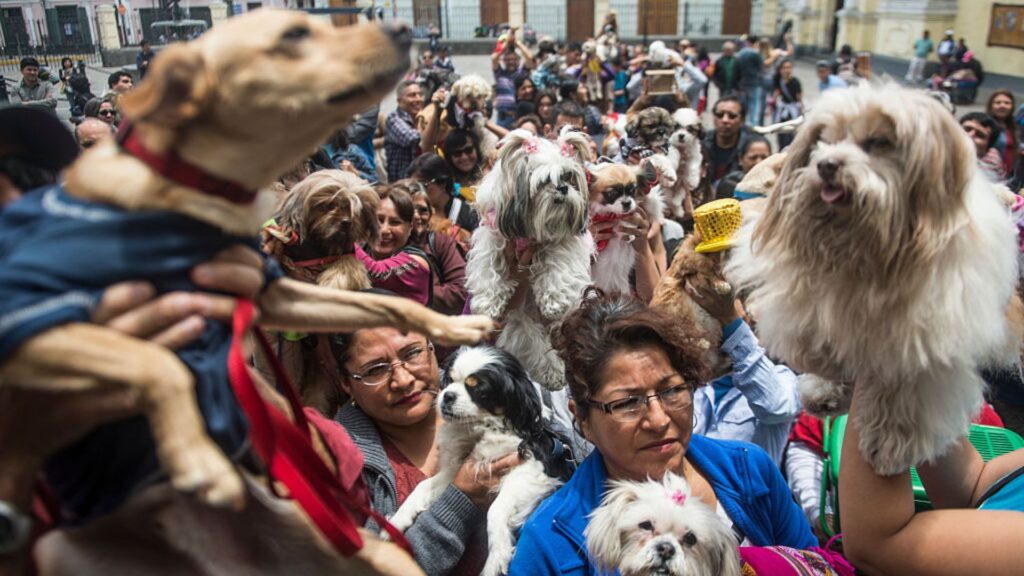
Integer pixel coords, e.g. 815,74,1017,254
508,291,815,575
330,318,520,576
355,187,433,306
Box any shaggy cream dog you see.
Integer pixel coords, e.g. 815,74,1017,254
448,74,500,156
726,84,1021,475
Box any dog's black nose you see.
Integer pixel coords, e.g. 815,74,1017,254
621,199,633,211
386,23,412,50
655,541,675,559
556,185,569,195
441,391,456,407
817,159,840,182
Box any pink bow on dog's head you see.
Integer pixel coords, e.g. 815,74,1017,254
668,489,687,506
523,137,540,154
560,140,575,158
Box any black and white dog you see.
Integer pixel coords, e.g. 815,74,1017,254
388,346,573,576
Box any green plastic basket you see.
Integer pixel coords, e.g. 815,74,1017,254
820,414,1024,538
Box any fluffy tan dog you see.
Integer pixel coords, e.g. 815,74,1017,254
726,84,1021,475
0,9,494,574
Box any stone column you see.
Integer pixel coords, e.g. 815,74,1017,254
595,0,610,36
509,0,525,28
874,0,956,59
96,5,122,51
210,2,229,28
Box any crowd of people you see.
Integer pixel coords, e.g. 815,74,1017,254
3,12,1024,576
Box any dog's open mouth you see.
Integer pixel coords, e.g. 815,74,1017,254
820,185,847,204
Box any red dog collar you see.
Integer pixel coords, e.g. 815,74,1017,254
117,122,257,205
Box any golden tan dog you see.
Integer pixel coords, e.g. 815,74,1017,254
0,9,495,575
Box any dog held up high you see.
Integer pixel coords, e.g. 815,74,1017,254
0,9,495,575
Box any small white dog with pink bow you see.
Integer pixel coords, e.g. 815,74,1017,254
466,128,592,390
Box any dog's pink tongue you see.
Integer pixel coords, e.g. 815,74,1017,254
820,186,846,204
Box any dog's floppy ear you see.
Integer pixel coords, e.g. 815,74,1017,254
356,187,380,243
625,114,640,139
638,159,659,194
586,479,643,574
120,42,211,127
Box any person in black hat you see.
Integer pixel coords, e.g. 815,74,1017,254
0,106,78,207
10,57,57,112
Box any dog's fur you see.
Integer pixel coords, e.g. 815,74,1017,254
588,160,663,295
388,347,571,576
466,128,592,390
586,472,741,576
666,107,704,218
447,74,500,157
626,107,677,154
651,234,732,374
0,10,495,573
725,84,1021,474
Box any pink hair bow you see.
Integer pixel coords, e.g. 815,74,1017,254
668,490,687,506
523,137,540,154
560,140,575,158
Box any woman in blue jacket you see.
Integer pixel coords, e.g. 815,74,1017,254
508,291,815,575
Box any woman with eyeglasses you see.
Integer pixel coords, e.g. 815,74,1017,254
83,95,119,127
508,290,815,575
392,179,469,317
354,186,433,306
331,314,521,576
408,152,480,234
440,129,484,189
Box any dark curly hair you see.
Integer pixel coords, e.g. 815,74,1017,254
552,289,709,419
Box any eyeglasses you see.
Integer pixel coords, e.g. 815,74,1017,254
713,110,740,120
98,109,116,118
586,382,693,422
450,146,476,159
348,343,434,386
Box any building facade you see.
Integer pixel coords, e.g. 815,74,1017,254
773,0,1024,77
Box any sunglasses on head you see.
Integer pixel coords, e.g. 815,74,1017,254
450,146,475,158
714,110,740,120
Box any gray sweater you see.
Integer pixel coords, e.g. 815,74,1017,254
335,403,485,575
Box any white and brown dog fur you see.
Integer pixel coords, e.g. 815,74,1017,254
0,10,496,575
588,160,664,295
666,107,704,219
388,346,572,576
725,84,1023,475
586,472,741,576
447,74,500,157
466,128,592,390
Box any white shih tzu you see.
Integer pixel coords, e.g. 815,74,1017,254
388,346,572,576
466,129,592,390
666,107,704,219
586,472,741,576
725,84,1023,475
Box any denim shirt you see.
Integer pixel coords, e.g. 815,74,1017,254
692,319,802,465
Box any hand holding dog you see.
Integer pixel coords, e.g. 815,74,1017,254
453,452,522,510
687,277,741,326
0,246,264,474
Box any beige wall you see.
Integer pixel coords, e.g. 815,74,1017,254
953,0,1024,77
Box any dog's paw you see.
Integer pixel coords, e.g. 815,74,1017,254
480,549,513,576
387,509,417,534
425,314,497,346
798,374,852,418
167,440,245,510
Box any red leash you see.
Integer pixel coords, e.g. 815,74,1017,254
227,299,413,557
